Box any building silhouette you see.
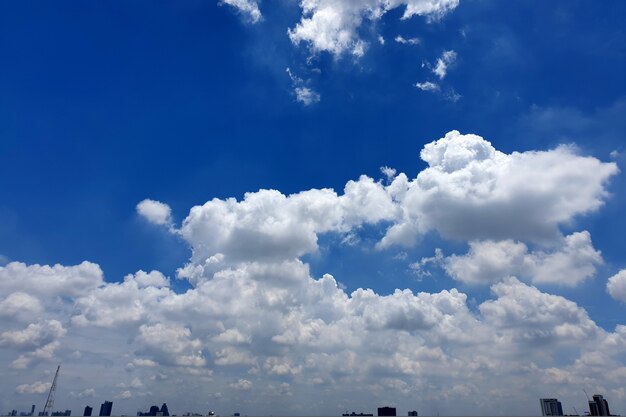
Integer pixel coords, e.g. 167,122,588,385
84,406,93,416
589,394,611,416
408,412,418,416
99,401,113,417
378,407,396,416
138,404,170,417
540,398,563,416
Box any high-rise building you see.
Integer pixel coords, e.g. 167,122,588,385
160,404,169,417
378,407,396,416
84,406,93,416
31,405,36,416
408,411,418,416
589,394,611,416
99,401,113,417
540,398,563,416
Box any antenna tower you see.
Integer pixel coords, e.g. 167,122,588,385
43,365,60,416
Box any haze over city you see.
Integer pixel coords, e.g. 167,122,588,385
1,1,626,416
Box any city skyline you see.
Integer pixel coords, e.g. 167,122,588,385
1,0,626,416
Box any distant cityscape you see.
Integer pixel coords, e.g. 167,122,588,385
2,367,622,417
2,396,622,417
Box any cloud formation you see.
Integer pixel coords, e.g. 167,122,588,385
443,231,603,286
608,270,626,302
137,199,173,227
15,381,52,395
220,0,262,23
395,35,420,45
433,50,457,79
1,131,623,415
288,0,459,56
287,68,321,106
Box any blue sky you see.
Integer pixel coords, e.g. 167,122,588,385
1,0,626,415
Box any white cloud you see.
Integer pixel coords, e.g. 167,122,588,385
137,323,206,367
0,253,624,414
415,81,440,91
608,270,626,302
10,341,61,369
0,261,104,299
70,388,96,398
0,320,66,349
176,176,396,277
480,277,599,344
287,67,321,106
116,390,133,399
433,50,457,79
1,130,624,415
395,35,420,45
229,379,253,390
0,292,43,321
380,166,397,181
378,130,618,248
220,0,262,23
295,87,321,105
16,381,51,394
137,199,173,227
124,270,170,288
444,231,603,286
288,0,459,56
71,276,174,328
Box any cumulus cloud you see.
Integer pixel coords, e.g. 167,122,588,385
0,320,66,349
378,130,618,248
10,341,61,369
0,261,103,299
1,130,624,415
480,277,599,344
124,270,169,288
16,381,51,394
288,0,459,56
220,0,262,23
175,175,396,277
444,231,603,286
137,199,173,227
607,270,626,302
137,323,206,367
0,292,43,321
71,274,174,328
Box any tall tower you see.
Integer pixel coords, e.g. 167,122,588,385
42,365,61,416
